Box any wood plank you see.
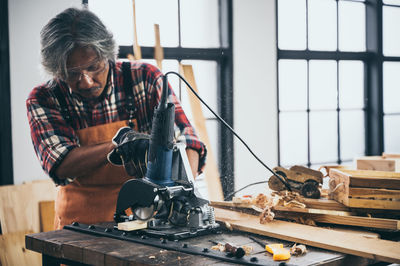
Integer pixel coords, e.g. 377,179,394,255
154,24,163,70
131,0,141,60
211,201,399,231
348,198,400,210
0,179,57,234
299,197,350,211
39,200,55,232
338,169,400,179
273,209,400,231
382,153,400,159
180,64,224,201
356,155,400,172
214,207,400,263
349,187,400,199
0,231,41,266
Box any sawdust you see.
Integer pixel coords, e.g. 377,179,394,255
290,244,307,256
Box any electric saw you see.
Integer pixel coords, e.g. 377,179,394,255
113,74,219,239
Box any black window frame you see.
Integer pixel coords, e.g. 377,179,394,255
276,0,386,168
0,0,14,186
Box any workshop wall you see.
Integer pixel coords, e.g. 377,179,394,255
8,0,82,184
233,0,278,195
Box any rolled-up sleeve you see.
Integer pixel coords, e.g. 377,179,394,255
26,86,78,185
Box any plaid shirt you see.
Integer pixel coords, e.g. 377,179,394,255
27,61,206,185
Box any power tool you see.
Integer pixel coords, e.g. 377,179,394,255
113,74,219,239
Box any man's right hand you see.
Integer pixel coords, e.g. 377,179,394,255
107,127,150,177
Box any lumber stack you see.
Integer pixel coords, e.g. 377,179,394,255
329,169,400,210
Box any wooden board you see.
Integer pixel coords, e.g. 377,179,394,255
180,64,224,201
356,156,400,172
0,231,41,266
0,179,57,234
211,201,400,231
154,24,163,70
39,201,55,232
214,207,400,263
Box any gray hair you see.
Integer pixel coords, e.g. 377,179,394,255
40,7,118,80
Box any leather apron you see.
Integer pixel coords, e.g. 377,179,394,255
54,119,138,229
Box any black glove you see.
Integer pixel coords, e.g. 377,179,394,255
107,127,150,177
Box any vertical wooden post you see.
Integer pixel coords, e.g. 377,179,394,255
180,64,224,201
127,0,142,61
154,24,164,70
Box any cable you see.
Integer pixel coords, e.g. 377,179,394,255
223,180,269,201
163,71,292,192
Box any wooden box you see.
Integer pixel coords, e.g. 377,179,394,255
329,169,400,210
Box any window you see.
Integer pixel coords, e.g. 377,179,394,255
277,0,368,168
383,1,400,153
88,0,234,197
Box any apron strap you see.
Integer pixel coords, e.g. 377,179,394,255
122,62,136,129
53,83,74,126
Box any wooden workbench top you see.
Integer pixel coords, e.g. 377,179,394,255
25,224,371,266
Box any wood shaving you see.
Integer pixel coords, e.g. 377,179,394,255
253,193,270,209
225,221,233,231
211,243,225,252
149,255,156,259
260,207,275,224
241,245,253,255
290,244,307,256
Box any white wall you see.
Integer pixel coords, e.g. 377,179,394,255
8,0,81,184
233,0,278,195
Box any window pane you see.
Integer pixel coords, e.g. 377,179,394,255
310,111,338,163
308,0,337,51
89,0,133,46
340,110,365,161
90,0,179,47
279,112,308,165
180,0,219,48
141,59,180,99
309,60,337,110
279,60,307,111
384,115,400,153
278,0,307,50
180,60,218,119
383,6,400,56
136,0,179,47
383,62,400,113
338,1,366,52
384,0,400,5
339,60,364,109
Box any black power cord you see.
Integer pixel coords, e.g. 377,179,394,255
162,71,292,197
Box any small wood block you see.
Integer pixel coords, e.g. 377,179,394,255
117,221,147,231
356,156,400,172
39,200,55,232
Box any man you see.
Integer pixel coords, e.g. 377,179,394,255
27,7,206,229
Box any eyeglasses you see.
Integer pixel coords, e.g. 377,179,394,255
65,60,108,83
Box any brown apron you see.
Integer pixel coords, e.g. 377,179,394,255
54,119,138,229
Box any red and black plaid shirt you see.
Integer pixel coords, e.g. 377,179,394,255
27,61,206,185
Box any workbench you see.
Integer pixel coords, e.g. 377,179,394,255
25,222,372,265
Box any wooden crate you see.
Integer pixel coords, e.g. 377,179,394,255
329,169,400,210
356,155,400,172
